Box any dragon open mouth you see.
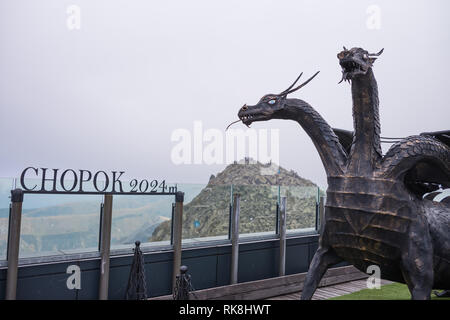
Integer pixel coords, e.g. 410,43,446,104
225,112,270,130
239,113,263,127
340,60,365,73
337,47,383,83
239,111,272,126
226,113,261,130
240,114,255,122
338,59,368,83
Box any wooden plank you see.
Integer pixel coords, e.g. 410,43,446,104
268,292,300,300
270,277,384,301
317,292,339,299
281,293,300,300
150,265,368,300
350,280,370,290
313,288,348,300
273,278,396,301
333,282,366,292
312,293,328,300
318,288,341,296
337,284,358,292
332,284,360,293
313,290,336,299
324,287,351,296
316,287,341,297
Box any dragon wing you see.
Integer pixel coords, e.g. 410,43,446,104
380,132,450,199
332,128,353,155
333,128,450,200
420,130,450,146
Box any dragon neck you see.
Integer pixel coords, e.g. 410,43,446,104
281,101,347,176
347,68,382,173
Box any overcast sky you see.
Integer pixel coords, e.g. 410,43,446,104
0,0,449,189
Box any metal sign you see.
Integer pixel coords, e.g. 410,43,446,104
19,167,177,195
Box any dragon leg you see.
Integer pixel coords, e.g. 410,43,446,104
401,257,434,300
400,219,434,300
300,246,341,300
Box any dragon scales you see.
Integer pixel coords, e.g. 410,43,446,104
233,47,450,300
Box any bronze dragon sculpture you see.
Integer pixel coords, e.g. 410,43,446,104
233,47,450,299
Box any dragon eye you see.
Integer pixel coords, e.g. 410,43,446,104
268,99,276,105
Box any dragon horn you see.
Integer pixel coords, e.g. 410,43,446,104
369,48,384,56
278,72,303,96
283,71,320,95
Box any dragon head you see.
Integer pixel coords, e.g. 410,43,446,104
337,47,383,83
227,71,319,129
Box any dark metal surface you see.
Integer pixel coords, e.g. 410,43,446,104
237,47,450,300
5,199,23,300
125,241,148,300
278,197,287,276
173,265,195,300
10,189,23,203
332,128,353,155
175,191,185,202
172,196,184,290
98,194,113,300
421,130,450,146
230,194,241,284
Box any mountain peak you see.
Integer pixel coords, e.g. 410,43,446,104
151,159,319,241
207,159,316,187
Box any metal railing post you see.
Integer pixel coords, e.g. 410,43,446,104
172,191,184,291
230,193,240,284
318,195,325,233
6,189,24,300
98,194,113,300
278,197,287,277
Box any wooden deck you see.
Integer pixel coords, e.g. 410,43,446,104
267,279,393,300
150,266,372,300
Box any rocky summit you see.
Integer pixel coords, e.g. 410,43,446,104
150,159,322,241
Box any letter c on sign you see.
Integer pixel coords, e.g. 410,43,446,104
20,167,38,191
66,265,81,290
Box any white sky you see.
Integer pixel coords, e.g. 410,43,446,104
0,0,449,189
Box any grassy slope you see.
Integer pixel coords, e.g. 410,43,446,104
330,282,450,300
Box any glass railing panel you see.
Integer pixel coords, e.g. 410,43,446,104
18,193,102,258
234,185,278,237
179,184,229,244
281,185,319,233
110,194,174,249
